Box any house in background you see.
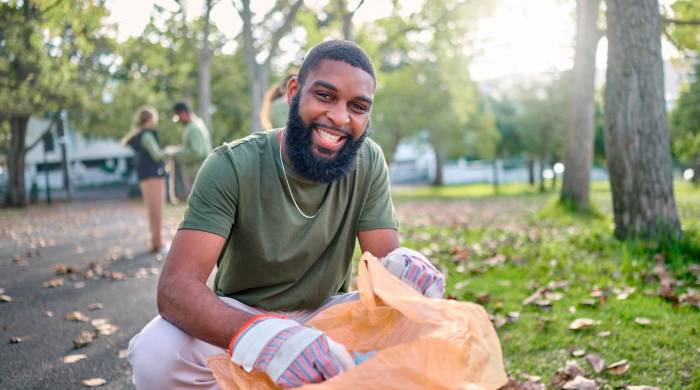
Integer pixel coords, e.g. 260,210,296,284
3,113,135,201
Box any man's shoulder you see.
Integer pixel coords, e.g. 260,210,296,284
358,136,387,168
220,129,275,151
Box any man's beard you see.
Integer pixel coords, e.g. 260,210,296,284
284,93,369,183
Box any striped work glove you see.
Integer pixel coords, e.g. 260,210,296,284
229,315,354,388
380,247,445,298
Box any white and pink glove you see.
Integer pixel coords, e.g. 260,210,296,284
229,315,354,388
380,247,445,298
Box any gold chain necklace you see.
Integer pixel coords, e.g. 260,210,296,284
279,132,323,219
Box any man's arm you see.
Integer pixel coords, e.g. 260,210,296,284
357,228,400,258
157,229,252,349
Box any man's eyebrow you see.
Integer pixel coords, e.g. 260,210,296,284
311,80,373,106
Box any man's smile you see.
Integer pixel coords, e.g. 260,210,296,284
311,126,348,155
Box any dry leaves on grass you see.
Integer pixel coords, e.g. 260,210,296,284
569,318,597,330
607,360,630,375
626,386,660,390
634,317,652,326
81,378,106,387
562,375,598,390
585,353,605,373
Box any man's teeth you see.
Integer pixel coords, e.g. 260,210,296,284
318,129,341,143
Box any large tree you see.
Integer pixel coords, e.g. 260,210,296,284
233,0,303,132
560,0,603,210
604,0,681,238
0,0,111,207
670,63,700,184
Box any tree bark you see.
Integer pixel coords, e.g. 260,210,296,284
432,146,444,186
527,157,535,185
561,0,601,210
604,0,681,238
198,0,214,130
236,0,302,133
5,114,29,207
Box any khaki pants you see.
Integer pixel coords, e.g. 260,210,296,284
139,177,165,250
128,293,358,390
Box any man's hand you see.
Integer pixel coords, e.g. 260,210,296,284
380,247,445,298
230,315,354,388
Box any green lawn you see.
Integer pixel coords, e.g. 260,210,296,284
394,181,700,388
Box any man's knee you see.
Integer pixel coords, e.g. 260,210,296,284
128,315,188,389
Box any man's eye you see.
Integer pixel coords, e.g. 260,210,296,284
315,92,332,101
351,103,368,113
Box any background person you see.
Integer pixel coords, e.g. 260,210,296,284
121,106,168,254
168,101,212,196
260,73,294,129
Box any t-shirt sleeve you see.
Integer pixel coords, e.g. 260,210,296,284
178,149,238,238
357,144,399,232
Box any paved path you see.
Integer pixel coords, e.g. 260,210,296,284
0,200,181,390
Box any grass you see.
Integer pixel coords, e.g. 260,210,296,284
395,181,700,388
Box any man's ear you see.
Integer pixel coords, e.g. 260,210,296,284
286,76,299,104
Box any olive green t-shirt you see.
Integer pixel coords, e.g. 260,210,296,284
179,129,398,311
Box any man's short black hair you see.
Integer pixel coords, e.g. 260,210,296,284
296,40,375,87
172,101,190,113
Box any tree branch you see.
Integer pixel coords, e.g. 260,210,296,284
350,0,366,16
24,110,61,153
264,0,303,68
663,17,700,26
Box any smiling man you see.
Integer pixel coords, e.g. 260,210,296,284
128,40,445,389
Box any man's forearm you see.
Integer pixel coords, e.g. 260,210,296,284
157,274,253,349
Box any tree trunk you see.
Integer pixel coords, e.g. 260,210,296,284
240,0,262,132
693,158,700,185
198,0,213,130
538,158,545,193
561,0,601,210
527,157,535,185
604,0,681,238
432,146,444,186
492,159,500,193
5,114,29,207
336,0,353,40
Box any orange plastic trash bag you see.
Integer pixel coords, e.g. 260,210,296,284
208,252,508,389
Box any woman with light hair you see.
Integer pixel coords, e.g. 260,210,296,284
122,106,168,254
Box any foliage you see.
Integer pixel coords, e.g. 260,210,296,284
76,5,251,147
0,0,113,146
670,63,700,166
664,0,700,55
395,182,700,388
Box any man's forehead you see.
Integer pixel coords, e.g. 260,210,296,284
304,59,375,95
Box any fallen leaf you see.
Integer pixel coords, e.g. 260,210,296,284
545,292,564,301
66,311,89,322
492,315,507,328
96,323,118,336
42,278,65,288
523,288,546,306
585,353,605,373
0,294,12,302
87,303,103,311
63,354,87,363
73,331,95,348
569,318,596,330
635,317,651,326
74,282,85,289
108,271,127,281
607,360,630,375
54,263,76,275
9,336,23,344
580,299,597,306
508,311,521,322
81,378,106,387
568,306,577,314
571,349,586,357
562,375,598,390
626,386,660,390
597,331,611,337
46,311,54,317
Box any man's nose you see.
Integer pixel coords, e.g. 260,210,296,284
326,103,350,128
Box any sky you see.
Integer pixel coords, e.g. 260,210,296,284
105,0,679,82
